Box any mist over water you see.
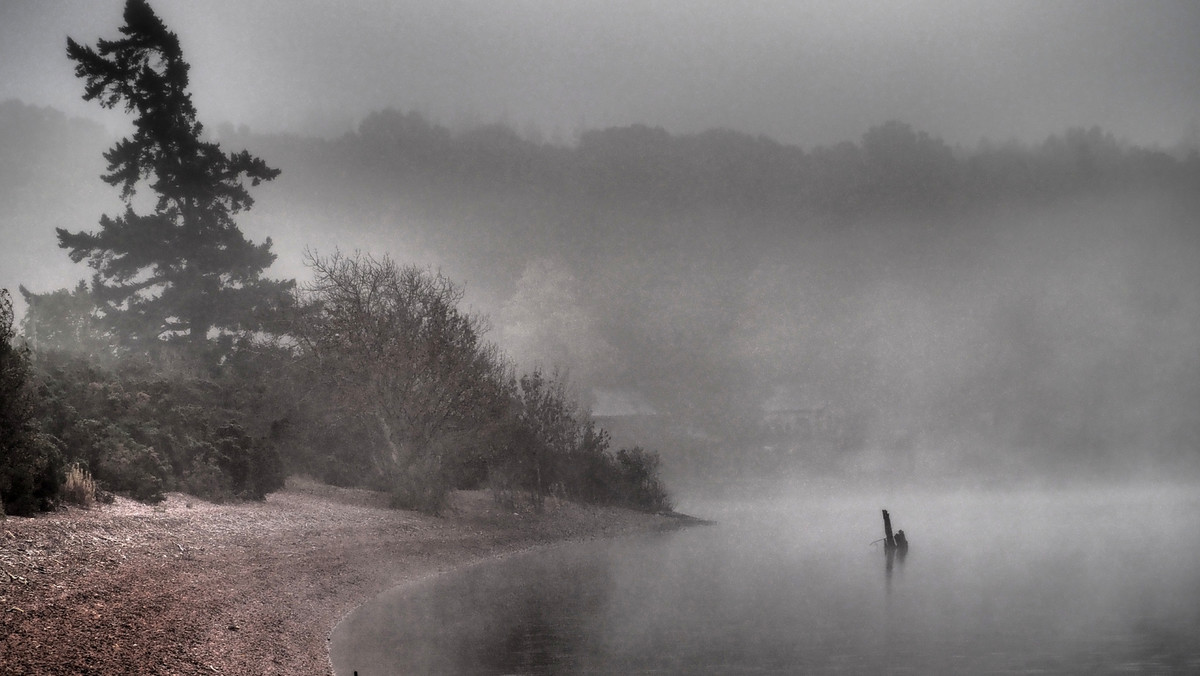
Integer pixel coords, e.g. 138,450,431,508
333,483,1200,674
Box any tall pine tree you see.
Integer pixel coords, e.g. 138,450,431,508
58,0,291,350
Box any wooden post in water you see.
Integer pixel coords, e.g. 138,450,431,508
882,509,896,550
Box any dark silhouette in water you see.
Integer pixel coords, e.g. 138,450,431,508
881,510,897,549
883,511,909,591
882,510,909,551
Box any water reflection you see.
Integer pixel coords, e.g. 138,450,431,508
882,508,908,592
884,543,907,592
332,486,1200,675
484,557,612,675
332,547,619,675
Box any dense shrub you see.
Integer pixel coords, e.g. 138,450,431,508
0,433,62,517
87,421,167,503
387,452,452,515
26,349,287,504
486,369,673,513
613,447,672,512
1,289,62,515
284,418,377,488
212,423,285,500
178,444,227,501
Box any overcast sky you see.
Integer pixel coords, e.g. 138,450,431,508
2,0,1198,147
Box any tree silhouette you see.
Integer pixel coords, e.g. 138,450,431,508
58,0,291,350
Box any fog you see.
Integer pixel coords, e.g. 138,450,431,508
3,1,1200,495
4,1,1199,146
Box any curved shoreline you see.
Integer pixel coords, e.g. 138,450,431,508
0,478,692,675
326,528,638,675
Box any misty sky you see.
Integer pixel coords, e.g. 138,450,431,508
2,0,1198,148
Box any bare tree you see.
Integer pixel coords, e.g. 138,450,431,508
293,251,505,512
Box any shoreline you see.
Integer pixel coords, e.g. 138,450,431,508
0,477,692,675
326,523,675,676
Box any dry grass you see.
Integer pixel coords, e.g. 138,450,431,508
60,463,96,509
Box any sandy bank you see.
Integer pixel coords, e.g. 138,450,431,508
0,478,687,675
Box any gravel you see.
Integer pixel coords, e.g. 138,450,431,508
0,477,680,675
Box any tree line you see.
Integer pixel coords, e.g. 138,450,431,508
303,108,1200,220
1,0,669,517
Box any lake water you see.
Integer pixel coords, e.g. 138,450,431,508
331,484,1200,674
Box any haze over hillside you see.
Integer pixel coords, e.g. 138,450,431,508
4,97,1198,491
3,0,1199,495
4,1,1198,147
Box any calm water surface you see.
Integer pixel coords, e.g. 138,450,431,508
331,485,1200,674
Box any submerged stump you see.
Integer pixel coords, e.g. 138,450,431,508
882,509,908,553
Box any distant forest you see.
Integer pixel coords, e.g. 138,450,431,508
7,97,1197,229
289,108,1199,211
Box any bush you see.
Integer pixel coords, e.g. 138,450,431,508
1,289,62,515
180,445,229,501
614,447,672,513
70,419,167,503
474,370,674,514
212,423,285,500
27,348,289,504
0,434,62,516
386,452,451,515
